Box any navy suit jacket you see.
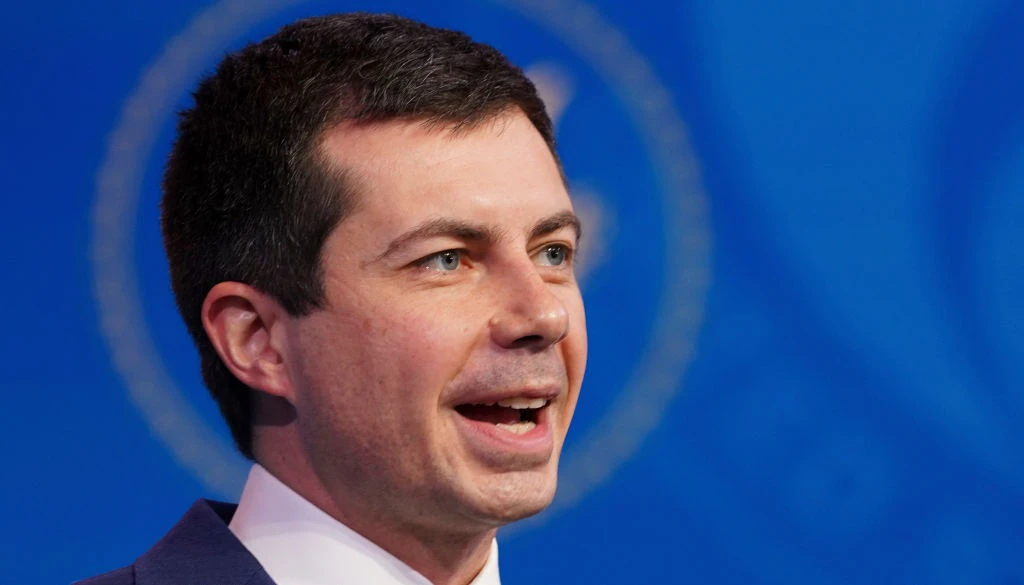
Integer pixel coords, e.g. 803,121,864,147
75,500,276,585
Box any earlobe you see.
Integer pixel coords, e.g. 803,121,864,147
201,282,295,403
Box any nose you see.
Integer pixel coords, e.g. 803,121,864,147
488,265,570,351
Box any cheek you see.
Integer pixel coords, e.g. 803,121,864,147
291,288,489,413
380,296,485,367
564,290,588,368
328,305,484,415
560,293,588,419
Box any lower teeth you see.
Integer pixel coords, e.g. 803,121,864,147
494,420,537,434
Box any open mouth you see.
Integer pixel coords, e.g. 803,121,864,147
455,397,549,435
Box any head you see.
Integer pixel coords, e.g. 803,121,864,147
162,12,586,539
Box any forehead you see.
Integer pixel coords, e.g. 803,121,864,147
317,112,572,237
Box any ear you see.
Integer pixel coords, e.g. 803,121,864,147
201,282,296,403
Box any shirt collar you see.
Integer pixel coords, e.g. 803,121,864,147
228,464,501,585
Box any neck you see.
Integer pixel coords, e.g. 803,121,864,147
345,521,496,585
254,428,496,585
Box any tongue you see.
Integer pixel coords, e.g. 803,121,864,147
456,404,522,425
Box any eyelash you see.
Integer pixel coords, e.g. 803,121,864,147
418,249,464,272
415,244,575,273
536,243,575,266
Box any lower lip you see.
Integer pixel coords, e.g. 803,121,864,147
453,406,555,461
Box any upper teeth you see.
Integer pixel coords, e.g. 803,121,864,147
485,397,548,409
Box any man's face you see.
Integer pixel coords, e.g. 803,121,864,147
281,111,587,535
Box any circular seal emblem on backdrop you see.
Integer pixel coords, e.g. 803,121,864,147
92,0,711,524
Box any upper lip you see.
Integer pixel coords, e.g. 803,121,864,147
450,384,562,407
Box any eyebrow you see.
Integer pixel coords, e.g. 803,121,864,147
373,218,495,264
371,210,583,265
530,210,582,245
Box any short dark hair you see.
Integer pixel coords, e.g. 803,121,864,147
161,13,557,460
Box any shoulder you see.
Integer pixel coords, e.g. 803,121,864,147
72,565,135,585
71,500,247,585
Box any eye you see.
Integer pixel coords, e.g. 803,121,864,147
420,250,462,272
535,244,572,267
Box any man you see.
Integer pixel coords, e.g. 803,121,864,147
78,12,586,585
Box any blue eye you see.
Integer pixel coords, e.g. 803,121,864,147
537,244,570,266
423,250,462,271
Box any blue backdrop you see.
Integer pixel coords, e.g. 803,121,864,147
3,1,1022,583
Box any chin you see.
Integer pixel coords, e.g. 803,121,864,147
465,468,559,526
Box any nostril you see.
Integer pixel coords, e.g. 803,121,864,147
489,297,570,349
509,334,545,349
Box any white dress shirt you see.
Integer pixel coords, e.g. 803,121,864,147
228,465,501,585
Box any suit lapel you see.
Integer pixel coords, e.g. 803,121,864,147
135,500,276,585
